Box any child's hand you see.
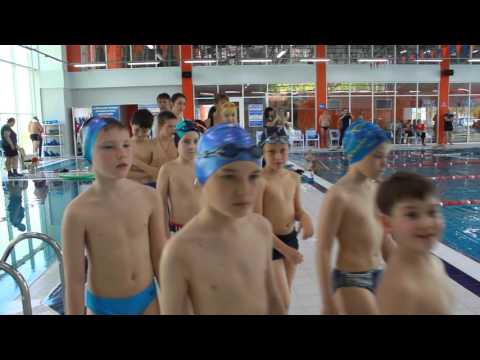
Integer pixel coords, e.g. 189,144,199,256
285,247,304,265
297,216,314,240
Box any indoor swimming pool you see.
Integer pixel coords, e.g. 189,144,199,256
290,147,480,263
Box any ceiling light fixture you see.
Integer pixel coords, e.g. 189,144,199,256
73,63,106,68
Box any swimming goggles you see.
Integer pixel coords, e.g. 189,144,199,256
197,143,262,159
260,134,290,147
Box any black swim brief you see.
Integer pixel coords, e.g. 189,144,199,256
332,268,384,294
272,230,299,261
30,134,41,141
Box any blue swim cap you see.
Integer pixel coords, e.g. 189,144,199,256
195,123,261,185
343,120,391,165
82,117,110,164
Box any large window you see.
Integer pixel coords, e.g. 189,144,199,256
0,46,40,154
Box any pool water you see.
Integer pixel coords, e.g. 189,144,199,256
290,147,480,263
0,159,92,313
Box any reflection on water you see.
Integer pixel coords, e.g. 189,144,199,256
0,177,90,313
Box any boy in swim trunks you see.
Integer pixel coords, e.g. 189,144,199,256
256,132,314,309
127,109,156,186
156,120,202,237
62,118,167,315
160,123,286,315
376,172,454,315
316,119,395,315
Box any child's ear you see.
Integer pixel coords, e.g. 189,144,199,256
377,212,393,234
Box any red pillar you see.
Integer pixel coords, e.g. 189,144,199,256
66,45,81,72
315,45,328,147
438,45,450,145
107,45,124,69
180,45,194,120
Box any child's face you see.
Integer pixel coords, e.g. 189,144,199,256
157,98,171,111
356,142,391,180
223,110,237,124
263,143,289,170
93,128,132,179
132,124,150,138
157,118,178,138
386,197,444,252
178,131,199,161
203,161,261,219
172,98,186,115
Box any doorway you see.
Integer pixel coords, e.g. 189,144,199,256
229,97,245,128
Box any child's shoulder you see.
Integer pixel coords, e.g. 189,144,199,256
286,168,301,182
247,212,273,233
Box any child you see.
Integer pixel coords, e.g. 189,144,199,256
316,119,394,315
211,93,229,126
146,111,179,183
160,123,285,315
127,109,156,186
62,117,166,315
218,102,238,125
256,132,314,309
156,120,202,237
376,172,454,315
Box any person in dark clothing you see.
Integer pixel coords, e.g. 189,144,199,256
6,180,27,232
1,117,23,177
444,113,454,145
339,109,352,146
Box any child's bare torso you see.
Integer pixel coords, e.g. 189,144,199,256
151,138,178,170
331,178,384,271
165,161,201,225
261,169,297,235
76,181,156,298
174,214,271,314
379,254,454,314
128,138,153,182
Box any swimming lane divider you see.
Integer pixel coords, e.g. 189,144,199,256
440,199,480,207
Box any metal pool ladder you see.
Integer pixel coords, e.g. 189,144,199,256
0,232,64,315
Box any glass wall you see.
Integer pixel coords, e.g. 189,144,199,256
471,83,480,142
193,83,315,137
74,45,179,69
0,45,40,154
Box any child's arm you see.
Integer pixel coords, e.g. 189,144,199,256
160,243,190,315
133,146,159,179
316,189,345,315
255,178,303,264
150,192,168,280
293,175,314,239
156,165,172,239
264,225,287,314
62,205,86,315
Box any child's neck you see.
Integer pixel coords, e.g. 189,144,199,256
198,205,244,229
133,135,149,142
93,176,125,196
177,156,194,165
158,133,171,142
263,165,284,175
346,167,372,185
396,245,432,266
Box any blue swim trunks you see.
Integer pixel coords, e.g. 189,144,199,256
86,280,157,315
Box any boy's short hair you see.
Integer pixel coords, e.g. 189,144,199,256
376,171,437,215
157,93,170,101
214,93,229,105
157,111,177,127
132,109,154,129
171,93,187,104
7,117,15,124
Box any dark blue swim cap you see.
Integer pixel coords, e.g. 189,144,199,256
195,123,261,185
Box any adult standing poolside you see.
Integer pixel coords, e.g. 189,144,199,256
28,116,44,157
1,118,23,177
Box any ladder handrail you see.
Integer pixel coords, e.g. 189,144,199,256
1,232,64,305
0,262,32,315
